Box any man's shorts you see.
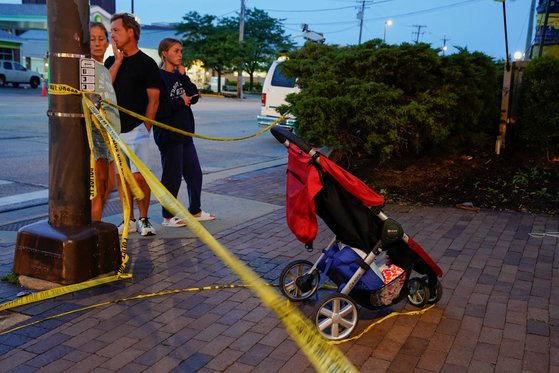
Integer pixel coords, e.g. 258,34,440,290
119,124,152,174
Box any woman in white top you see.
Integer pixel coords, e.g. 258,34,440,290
90,22,121,220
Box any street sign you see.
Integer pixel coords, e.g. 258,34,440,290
80,58,95,92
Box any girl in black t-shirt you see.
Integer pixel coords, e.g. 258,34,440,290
155,38,215,226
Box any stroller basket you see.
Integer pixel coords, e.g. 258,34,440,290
369,268,408,307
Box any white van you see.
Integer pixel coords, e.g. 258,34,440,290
257,58,299,130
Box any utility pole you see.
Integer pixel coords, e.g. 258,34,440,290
525,0,536,57
131,0,134,13
501,0,510,68
236,0,245,99
13,0,119,284
441,35,450,55
357,0,365,45
412,25,426,43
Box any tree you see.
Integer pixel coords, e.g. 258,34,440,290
176,12,240,93
221,8,295,91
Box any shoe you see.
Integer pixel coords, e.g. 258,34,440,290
137,217,156,236
162,216,186,227
194,211,216,221
117,219,136,235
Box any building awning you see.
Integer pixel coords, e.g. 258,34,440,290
0,4,47,30
0,30,23,48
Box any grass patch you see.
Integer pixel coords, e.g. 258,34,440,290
1,271,19,285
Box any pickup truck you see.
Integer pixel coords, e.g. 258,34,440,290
0,60,42,88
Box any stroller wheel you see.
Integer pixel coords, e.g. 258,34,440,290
407,277,430,307
313,293,358,341
427,279,443,304
279,260,319,301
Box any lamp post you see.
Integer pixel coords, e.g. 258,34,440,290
383,19,393,43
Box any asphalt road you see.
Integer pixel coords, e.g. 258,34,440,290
0,86,286,228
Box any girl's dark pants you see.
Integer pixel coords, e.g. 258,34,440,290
160,141,202,218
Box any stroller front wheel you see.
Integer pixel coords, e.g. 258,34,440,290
279,260,319,301
313,293,359,341
407,277,430,307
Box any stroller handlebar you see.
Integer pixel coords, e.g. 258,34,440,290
271,126,313,154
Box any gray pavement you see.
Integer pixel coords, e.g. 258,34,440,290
0,160,558,372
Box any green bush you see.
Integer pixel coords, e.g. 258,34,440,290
517,56,559,153
281,41,500,162
244,81,262,92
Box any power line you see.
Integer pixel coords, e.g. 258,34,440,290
366,0,484,21
262,6,355,13
282,0,483,26
323,25,359,35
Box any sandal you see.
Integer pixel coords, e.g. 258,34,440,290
161,216,186,227
194,211,216,221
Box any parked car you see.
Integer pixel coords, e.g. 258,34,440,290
257,58,299,131
0,60,42,89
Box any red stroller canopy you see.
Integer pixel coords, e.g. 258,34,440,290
286,145,384,245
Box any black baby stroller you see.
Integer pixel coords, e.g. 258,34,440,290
271,126,443,341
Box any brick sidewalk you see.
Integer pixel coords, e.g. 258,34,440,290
0,165,557,372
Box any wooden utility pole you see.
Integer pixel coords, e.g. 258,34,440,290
13,0,119,284
441,35,450,55
237,0,245,99
357,0,365,45
412,25,426,43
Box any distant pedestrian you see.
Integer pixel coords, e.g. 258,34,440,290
105,13,160,236
155,38,215,226
89,22,121,221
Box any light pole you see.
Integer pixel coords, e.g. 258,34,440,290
383,19,393,43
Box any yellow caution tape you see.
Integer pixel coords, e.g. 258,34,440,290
83,98,135,278
0,281,437,352
100,97,285,142
329,304,436,345
48,83,84,95
36,84,358,371
83,100,97,200
0,284,272,336
83,95,357,373
0,275,120,312
48,82,286,142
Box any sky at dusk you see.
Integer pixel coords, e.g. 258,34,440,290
113,0,533,60
0,0,535,59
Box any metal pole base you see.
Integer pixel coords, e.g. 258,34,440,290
13,221,120,285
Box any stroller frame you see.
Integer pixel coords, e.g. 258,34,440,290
272,126,443,340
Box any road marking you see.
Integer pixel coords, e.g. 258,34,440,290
0,180,13,185
0,189,48,208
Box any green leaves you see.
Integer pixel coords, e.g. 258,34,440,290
517,56,559,153
283,42,500,163
175,8,294,91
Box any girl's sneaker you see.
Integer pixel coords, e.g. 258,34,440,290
137,217,156,236
117,219,136,235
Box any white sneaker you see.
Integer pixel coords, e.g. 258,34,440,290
137,217,156,236
117,219,136,235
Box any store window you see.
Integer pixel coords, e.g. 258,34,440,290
0,47,14,60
